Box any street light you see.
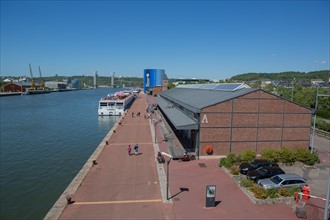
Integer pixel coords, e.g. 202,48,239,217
324,175,330,220
291,78,295,101
310,87,330,153
161,152,172,200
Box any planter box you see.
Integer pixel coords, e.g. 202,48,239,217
221,167,296,206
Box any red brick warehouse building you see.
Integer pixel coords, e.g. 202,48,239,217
156,83,312,157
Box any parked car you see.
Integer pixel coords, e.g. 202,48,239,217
257,174,308,189
239,159,278,175
247,166,285,182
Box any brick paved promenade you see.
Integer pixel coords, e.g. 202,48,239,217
58,92,174,219
46,92,329,220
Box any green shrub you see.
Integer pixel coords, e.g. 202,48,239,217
316,111,330,125
266,188,279,198
229,166,240,175
278,147,295,164
287,186,301,197
293,147,320,165
240,178,254,188
294,147,311,163
219,152,238,168
219,157,231,168
238,150,256,163
249,184,267,199
261,148,278,162
278,188,291,197
317,121,330,132
304,152,320,165
227,152,238,164
219,157,228,167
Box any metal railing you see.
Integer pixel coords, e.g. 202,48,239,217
312,128,330,140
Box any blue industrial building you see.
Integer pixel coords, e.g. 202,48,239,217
143,69,167,93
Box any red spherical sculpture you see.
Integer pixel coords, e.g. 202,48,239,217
205,145,213,155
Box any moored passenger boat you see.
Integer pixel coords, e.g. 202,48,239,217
98,90,134,116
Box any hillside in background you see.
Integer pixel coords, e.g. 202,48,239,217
230,70,329,81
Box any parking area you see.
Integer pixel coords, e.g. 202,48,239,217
279,135,329,197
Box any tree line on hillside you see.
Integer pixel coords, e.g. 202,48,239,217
230,70,329,81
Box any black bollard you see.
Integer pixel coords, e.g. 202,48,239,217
66,196,75,204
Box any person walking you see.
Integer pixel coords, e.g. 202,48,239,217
134,144,139,155
128,145,132,156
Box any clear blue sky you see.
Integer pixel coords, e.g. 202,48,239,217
1,0,329,80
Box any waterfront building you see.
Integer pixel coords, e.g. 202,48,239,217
70,79,81,89
2,82,41,92
157,83,312,157
2,82,24,92
45,81,67,90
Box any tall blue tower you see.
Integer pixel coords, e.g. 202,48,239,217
143,69,166,92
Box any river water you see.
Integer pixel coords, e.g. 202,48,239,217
0,88,122,220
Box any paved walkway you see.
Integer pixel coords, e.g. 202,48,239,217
59,93,173,219
57,93,328,220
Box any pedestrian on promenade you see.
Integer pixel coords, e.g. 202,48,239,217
134,144,139,155
132,112,134,117
128,145,132,156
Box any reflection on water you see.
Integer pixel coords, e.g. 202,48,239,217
98,115,121,128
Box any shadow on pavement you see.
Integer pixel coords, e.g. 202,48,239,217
170,187,189,199
215,201,222,207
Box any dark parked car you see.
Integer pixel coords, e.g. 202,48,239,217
247,166,285,182
239,159,278,175
258,174,308,189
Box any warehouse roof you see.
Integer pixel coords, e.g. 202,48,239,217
156,97,198,130
159,83,257,113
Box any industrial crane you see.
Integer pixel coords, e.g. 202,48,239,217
38,66,45,90
29,64,36,90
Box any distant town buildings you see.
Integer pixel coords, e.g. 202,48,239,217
1,77,81,92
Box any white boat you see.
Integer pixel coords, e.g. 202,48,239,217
98,90,135,116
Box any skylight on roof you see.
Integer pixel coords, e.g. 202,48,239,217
176,83,251,91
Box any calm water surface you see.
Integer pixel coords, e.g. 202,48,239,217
0,88,122,220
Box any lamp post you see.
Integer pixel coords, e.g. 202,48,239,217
310,87,329,153
310,87,319,153
154,121,157,143
324,175,330,220
161,152,172,200
291,78,295,101
166,158,172,200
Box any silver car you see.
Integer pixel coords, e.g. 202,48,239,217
257,174,307,189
